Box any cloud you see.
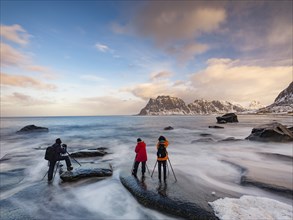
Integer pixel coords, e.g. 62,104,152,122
80,75,105,82
0,24,30,45
95,42,111,52
26,65,49,72
124,80,190,102
3,92,53,106
226,1,292,65
189,58,292,105
0,43,29,67
114,1,226,63
150,71,172,81
78,96,144,115
125,58,292,106
1,72,57,90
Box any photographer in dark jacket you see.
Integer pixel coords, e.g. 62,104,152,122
48,138,73,182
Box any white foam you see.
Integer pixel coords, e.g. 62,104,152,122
209,195,293,220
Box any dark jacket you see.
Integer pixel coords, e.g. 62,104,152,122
52,143,66,159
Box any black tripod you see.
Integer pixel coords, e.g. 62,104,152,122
42,160,60,181
151,158,177,181
66,150,82,166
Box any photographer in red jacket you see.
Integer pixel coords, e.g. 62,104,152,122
132,138,147,178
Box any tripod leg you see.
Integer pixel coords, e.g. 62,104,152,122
166,162,170,177
131,157,136,173
168,158,177,182
42,171,48,180
145,163,151,176
53,161,60,181
66,150,81,166
151,161,157,178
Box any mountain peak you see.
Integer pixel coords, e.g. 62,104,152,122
138,96,246,115
258,81,293,113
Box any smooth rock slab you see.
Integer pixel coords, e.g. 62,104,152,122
60,165,112,182
120,172,217,220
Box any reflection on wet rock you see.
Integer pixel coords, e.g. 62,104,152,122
120,172,217,220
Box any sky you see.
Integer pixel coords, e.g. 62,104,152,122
1,0,292,116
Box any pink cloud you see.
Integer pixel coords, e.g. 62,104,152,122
0,24,30,45
1,72,57,90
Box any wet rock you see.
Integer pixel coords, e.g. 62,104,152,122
216,113,238,123
245,122,293,142
200,133,212,137
69,149,107,157
120,172,217,220
59,164,112,182
220,137,242,142
191,138,215,143
16,125,49,133
164,126,174,130
208,125,224,129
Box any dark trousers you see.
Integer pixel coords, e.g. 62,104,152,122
48,156,72,181
158,160,167,180
132,161,146,176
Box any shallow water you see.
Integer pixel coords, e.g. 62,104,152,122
0,115,292,219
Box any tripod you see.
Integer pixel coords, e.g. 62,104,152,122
66,149,82,166
42,160,60,181
151,158,177,181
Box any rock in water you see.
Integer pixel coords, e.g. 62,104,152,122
216,113,238,123
164,126,174,130
246,122,293,142
60,164,112,182
16,125,49,133
69,150,107,157
120,172,217,220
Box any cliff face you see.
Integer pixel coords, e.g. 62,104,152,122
138,96,246,115
258,81,293,113
139,96,190,115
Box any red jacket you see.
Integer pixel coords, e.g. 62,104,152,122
135,141,147,162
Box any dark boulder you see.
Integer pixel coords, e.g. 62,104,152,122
246,122,293,142
216,113,238,123
59,164,112,182
120,172,217,220
208,125,224,129
164,126,174,130
70,149,107,157
16,125,48,133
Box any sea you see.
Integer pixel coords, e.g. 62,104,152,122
0,115,292,219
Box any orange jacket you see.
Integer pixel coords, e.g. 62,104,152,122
156,140,169,161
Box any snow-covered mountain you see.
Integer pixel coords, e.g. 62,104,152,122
248,100,265,110
138,96,246,115
188,99,246,114
138,96,190,115
258,81,293,114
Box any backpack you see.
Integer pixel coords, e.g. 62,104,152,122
44,146,57,161
157,143,167,158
